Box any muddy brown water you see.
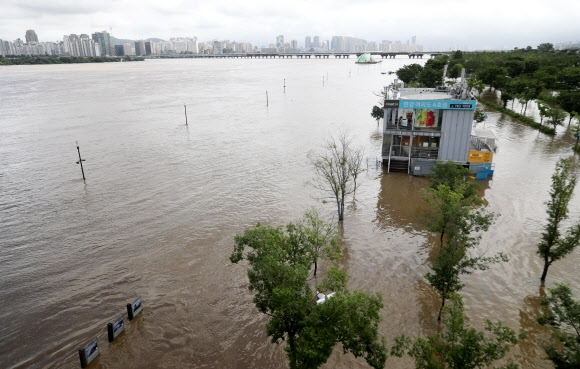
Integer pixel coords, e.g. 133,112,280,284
1,60,578,369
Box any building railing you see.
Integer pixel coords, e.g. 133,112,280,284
411,146,439,159
383,145,410,157
382,145,439,159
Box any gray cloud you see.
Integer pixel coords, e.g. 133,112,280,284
0,0,579,49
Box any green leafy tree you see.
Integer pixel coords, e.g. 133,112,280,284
559,67,580,91
308,131,364,221
301,208,341,276
391,293,520,369
538,101,550,125
467,78,485,96
396,63,423,84
537,283,580,368
547,107,567,131
423,186,504,320
371,105,384,125
558,91,580,125
478,66,508,91
534,67,558,89
537,158,580,282
538,43,555,52
505,58,525,78
474,109,485,124
523,59,540,75
428,160,480,200
572,113,580,149
520,80,543,115
418,67,444,88
500,90,513,108
448,64,463,79
230,218,387,369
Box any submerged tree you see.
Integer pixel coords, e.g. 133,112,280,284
537,158,580,282
423,184,506,320
309,131,365,221
230,213,387,369
423,162,506,320
391,294,520,369
428,160,481,199
547,107,567,132
537,283,580,369
301,208,341,277
371,105,384,125
474,109,485,124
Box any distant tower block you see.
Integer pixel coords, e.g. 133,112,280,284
25,30,39,43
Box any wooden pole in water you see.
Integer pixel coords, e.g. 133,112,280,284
75,141,86,181
284,79,286,94
322,76,324,86
266,91,269,106
184,104,188,126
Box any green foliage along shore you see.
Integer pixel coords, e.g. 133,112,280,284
0,55,145,66
476,98,556,134
395,45,579,136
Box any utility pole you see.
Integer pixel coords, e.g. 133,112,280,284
75,141,86,181
184,104,188,126
266,91,269,106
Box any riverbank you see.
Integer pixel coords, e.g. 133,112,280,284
477,96,555,134
0,55,144,66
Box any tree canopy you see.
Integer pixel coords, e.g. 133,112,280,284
230,211,387,369
391,294,520,369
538,283,580,368
537,158,580,282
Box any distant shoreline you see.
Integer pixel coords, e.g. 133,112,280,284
0,55,145,66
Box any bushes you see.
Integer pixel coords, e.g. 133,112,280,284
0,55,144,66
477,98,555,134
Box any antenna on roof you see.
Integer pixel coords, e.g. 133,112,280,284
442,64,448,87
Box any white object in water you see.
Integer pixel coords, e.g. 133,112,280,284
316,291,336,305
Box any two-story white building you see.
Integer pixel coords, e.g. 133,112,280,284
381,80,494,178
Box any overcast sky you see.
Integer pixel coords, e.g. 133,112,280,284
1,0,579,50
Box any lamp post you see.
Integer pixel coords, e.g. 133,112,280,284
75,141,86,181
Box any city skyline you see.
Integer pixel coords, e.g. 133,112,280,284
1,0,580,51
1,30,425,58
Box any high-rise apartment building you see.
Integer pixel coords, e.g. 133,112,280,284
144,41,154,55
213,41,223,54
91,31,111,56
134,40,146,56
25,30,38,43
305,36,312,50
313,36,320,48
291,40,298,49
114,45,125,56
276,35,284,48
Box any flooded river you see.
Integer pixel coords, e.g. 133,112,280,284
1,58,578,368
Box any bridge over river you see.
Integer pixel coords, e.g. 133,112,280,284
147,51,449,60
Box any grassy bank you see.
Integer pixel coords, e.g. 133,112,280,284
477,97,555,135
